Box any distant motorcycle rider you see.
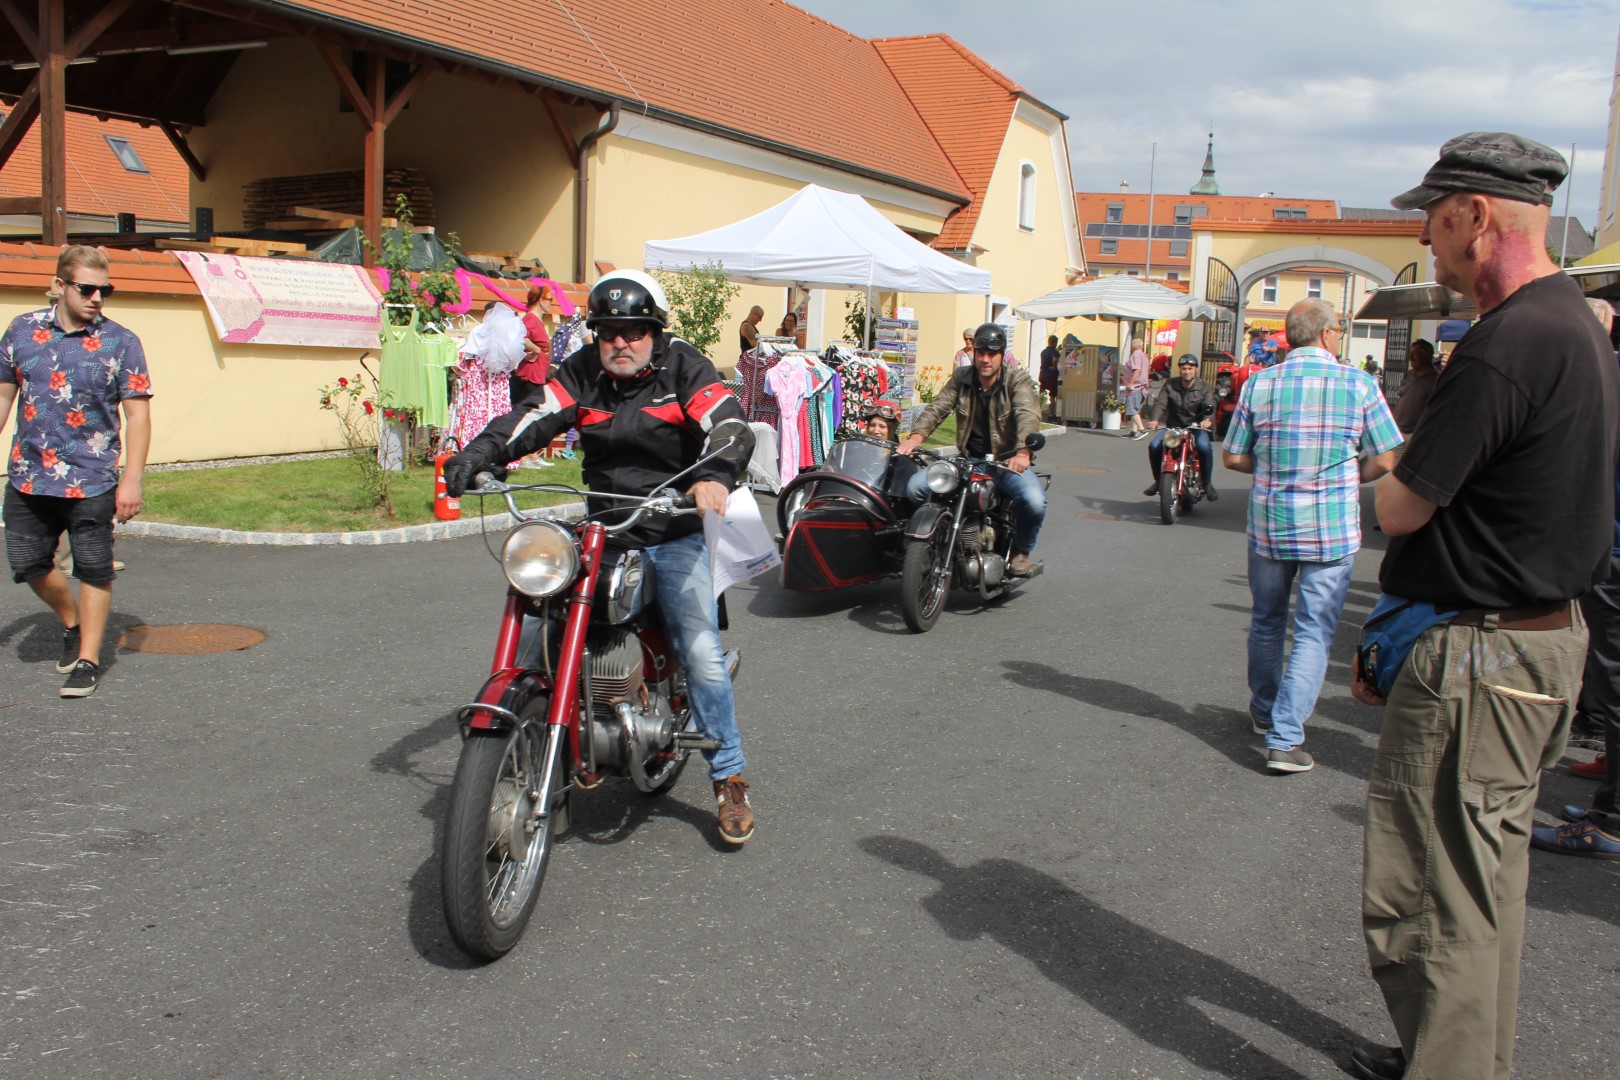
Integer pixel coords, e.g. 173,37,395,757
1143,354,1219,501
896,322,1046,575
442,270,758,845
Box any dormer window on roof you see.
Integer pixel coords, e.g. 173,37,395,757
1106,203,1123,223
103,135,149,174
1273,207,1307,220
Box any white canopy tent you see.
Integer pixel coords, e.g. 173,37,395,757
1013,276,1233,323
644,184,992,343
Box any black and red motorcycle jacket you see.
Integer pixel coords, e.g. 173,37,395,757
462,333,746,547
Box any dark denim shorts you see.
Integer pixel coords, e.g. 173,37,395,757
3,484,118,585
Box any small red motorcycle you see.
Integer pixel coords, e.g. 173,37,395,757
1156,426,1208,526
439,420,754,961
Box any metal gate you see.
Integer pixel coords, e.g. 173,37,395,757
1381,262,1419,391
1204,257,1238,360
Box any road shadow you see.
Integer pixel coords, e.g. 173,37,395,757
746,570,1000,636
368,709,482,970
861,836,1366,1078
1,607,142,676
1003,659,1377,780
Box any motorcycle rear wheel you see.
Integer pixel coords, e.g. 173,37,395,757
900,532,950,633
441,702,564,961
1159,474,1180,525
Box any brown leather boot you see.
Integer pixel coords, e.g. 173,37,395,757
714,775,755,845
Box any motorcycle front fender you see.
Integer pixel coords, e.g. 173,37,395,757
904,502,953,541
458,667,550,734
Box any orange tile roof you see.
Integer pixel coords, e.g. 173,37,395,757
872,34,1020,251
1075,191,1339,227
0,111,190,225
268,0,970,204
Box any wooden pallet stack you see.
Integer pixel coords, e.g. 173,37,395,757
242,168,435,230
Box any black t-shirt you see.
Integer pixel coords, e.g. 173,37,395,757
966,384,994,456
1380,273,1620,608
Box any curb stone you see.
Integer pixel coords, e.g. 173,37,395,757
105,502,588,546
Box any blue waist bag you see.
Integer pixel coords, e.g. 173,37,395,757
1356,594,1460,696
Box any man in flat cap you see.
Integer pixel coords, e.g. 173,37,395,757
1348,133,1620,1080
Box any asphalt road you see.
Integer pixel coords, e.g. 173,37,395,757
2,429,1615,1080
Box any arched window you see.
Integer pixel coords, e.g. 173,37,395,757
1018,162,1036,231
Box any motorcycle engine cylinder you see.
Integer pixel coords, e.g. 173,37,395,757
979,553,1006,588
588,627,646,708
588,693,675,770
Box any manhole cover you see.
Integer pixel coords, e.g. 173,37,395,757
118,623,267,654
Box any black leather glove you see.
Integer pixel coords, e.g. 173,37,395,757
442,449,503,498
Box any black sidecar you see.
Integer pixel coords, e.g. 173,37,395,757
776,434,918,591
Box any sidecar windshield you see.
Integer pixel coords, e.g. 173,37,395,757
823,435,893,488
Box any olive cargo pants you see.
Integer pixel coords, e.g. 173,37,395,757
1362,610,1585,1080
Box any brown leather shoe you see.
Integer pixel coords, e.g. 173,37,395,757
714,775,755,845
1008,553,1033,576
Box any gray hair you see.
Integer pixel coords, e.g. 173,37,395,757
1284,299,1336,348
1587,297,1614,333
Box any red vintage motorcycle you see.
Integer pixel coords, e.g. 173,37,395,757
1156,426,1208,526
440,419,755,961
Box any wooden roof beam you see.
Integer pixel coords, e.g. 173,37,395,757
0,76,40,170
64,0,138,62
539,88,577,160
158,118,206,182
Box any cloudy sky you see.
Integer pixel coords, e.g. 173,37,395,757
791,0,1616,233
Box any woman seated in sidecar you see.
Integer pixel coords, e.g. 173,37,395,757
776,401,922,591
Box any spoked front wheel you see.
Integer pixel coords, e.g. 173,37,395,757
1159,473,1180,525
440,702,565,961
900,532,951,633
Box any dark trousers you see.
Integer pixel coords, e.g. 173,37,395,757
1576,559,1620,827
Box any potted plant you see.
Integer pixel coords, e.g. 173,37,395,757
1100,392,1123,431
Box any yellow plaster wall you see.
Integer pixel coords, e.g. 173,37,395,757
1,287,364,464
588,136,955,375
190,40,580,266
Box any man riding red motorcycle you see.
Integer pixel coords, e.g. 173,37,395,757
443,269,757,845
1143,354,1219,502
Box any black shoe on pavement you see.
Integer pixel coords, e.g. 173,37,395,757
56,625,82,674
1265,747,1315,773
1348,1045,1407,1080
1205,483,1218,502
60,659,100,698
1143,482,1160,496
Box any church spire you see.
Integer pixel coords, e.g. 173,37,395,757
1190,130,1221,196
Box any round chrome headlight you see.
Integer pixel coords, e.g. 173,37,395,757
925,461,960,495
501,520,580,598
1162,431,1184,449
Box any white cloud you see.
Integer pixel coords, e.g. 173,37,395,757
790,0,1615,223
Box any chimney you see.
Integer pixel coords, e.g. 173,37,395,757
1119,181,1130,194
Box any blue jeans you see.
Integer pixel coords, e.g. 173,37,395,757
641,532,745,780
904,462,1048,555
1147,428,1212,485
1246,549,1354,750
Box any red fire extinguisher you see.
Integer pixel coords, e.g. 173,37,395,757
433,452,461,521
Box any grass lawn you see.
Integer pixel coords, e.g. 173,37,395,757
922,415,956,448
142,456,586,532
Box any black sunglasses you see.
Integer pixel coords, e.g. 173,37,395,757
597,323,652,343
64,280,114,299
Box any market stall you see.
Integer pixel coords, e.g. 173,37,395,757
646,185,992,474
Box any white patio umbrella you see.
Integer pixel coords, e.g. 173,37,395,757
1013,276,1233,322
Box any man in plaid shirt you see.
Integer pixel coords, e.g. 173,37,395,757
1223,298,1401,772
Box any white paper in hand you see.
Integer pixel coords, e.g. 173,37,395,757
703,488,781,599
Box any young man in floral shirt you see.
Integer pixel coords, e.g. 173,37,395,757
0,245,152,697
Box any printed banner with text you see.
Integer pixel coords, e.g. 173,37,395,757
174,251,383,349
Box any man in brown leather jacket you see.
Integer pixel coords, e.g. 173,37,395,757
897,322,1046,574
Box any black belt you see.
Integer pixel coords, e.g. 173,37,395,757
1450,602,1573,632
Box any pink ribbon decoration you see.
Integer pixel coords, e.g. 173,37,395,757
373,268,578,318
